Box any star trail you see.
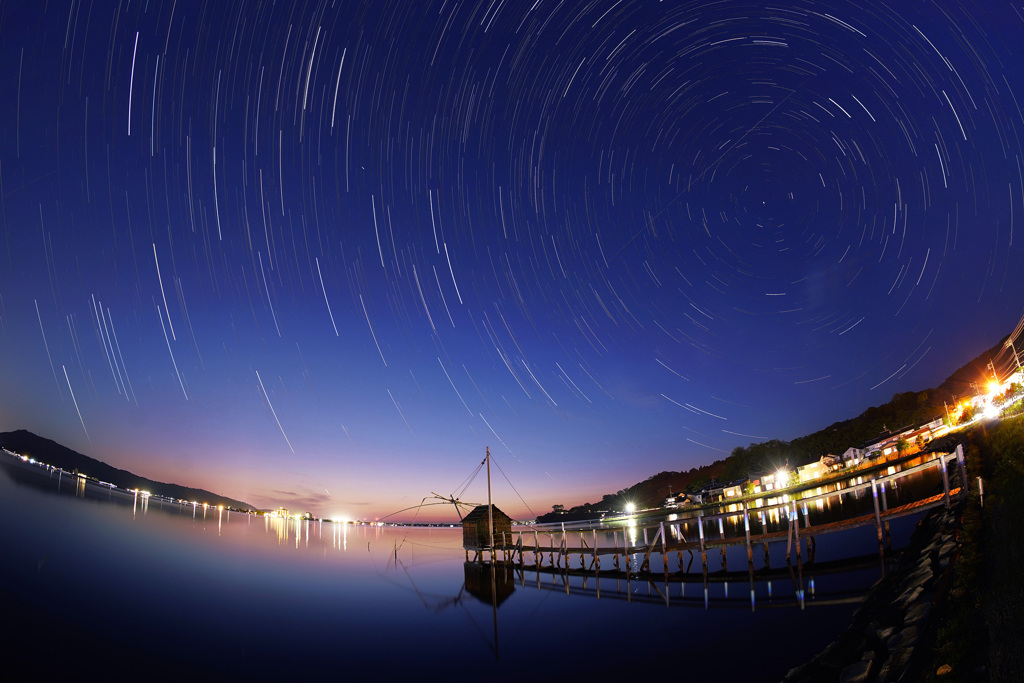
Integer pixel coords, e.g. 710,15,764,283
2,1,1023,519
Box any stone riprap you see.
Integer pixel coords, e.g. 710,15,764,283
784,501,963,682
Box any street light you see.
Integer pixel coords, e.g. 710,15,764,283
776,468,790,487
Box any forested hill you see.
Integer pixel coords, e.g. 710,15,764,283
540,338,1010,521
0,429,254,510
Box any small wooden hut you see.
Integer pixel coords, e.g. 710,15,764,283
461,504,513,550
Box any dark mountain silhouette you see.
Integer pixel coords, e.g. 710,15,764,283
0,429,254,510
540,336,1017,522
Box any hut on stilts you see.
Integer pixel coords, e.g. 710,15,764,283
462,504,513,561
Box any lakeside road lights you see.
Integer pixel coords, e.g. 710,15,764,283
624,501,636,516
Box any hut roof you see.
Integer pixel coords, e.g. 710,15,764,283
463,504,512,523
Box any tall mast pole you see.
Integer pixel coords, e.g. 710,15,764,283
486,446,494,556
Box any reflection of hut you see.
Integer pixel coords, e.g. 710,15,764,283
461,504,513,550
463,562,515,607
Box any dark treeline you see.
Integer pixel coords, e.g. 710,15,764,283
540,339,1012,522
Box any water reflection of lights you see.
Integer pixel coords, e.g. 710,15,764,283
264,513,291,545
332,520,349,551
131,488,151,516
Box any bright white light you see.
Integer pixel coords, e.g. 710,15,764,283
776,468,789,486
624,502,636,514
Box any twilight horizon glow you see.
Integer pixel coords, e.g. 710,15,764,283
2,1,1023,521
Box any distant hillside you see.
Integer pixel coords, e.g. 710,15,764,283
0,430,254,510
540,337,1013,522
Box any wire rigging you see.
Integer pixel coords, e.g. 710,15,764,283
489,452,538,521
451,457,485,500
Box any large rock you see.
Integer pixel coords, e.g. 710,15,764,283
896,585,924,608
904,602,931,626
886,624,919,652
878,646,913,682
839,658,872,683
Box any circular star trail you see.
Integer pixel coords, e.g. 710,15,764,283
1,1,1023,517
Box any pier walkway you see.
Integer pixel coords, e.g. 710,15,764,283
469,447,967,578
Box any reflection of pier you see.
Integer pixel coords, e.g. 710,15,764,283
475,551,889,611
473,448,966,584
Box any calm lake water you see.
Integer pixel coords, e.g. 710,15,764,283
0,455,939,681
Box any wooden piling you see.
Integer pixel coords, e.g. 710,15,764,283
793,501,802,564
743,505,753,565
940,456,951,507
717,516,728,570
880,482,891,549
871,478,884,555
956,444,967,497
612,530,619,570
624,528,629,572
698,516,707,572
660,522,667,573
785,505,793,563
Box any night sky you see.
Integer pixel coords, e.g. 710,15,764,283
2,1,1023,520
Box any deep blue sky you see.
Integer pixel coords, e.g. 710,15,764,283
2,0,1023,520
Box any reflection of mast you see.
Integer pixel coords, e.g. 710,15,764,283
462,561,511,661
490,564,499,661
486,446,498,662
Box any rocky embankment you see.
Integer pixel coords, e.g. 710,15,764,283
785,501,964,682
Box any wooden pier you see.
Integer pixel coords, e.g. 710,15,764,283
469,447,968,580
